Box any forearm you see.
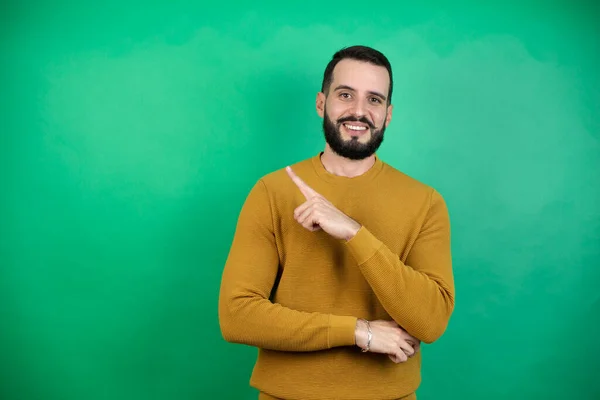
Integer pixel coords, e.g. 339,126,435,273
345,190,455,344
218,284,357,351
347,228,454,343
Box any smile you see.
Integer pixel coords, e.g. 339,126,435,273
343,123,368,131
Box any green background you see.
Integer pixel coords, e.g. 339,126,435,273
1,1,599,399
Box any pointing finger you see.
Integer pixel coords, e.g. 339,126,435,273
285,166,319,199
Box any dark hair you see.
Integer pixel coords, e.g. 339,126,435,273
321,45,393,104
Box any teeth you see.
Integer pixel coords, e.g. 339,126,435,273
344,124,367,131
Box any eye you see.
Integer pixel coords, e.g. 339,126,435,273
339,92,352,100
369,97,382,104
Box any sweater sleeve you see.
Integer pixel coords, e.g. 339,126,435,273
344,189,455,344
218,179,357,351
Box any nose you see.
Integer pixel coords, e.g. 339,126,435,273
351,98,368,118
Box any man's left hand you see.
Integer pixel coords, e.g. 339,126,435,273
286,166,361,241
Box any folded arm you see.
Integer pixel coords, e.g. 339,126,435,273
345,189,455,344
218,180,357,352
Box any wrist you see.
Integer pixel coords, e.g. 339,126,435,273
354,319,366,348
345,221,361,241
354,318,372,352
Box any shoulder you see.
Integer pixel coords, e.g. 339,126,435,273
256,156,314,192
380,161,434,192
379,160,446,206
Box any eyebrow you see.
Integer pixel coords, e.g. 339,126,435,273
333,85,387,102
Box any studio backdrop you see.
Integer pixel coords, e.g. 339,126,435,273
1,1,598,399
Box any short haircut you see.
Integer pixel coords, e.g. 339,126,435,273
321,45,393,104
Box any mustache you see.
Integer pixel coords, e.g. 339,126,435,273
337,116,375,130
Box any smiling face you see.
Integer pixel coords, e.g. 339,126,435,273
317,58,393,160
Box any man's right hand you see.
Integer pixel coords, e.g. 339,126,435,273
355,319,421,363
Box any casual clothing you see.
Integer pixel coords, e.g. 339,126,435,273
219,153,455,399
259,391,417,399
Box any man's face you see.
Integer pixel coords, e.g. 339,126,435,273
317,59,393,160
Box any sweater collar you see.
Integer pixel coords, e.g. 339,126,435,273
311,152,384,185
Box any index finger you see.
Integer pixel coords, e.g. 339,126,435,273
285,166,318,199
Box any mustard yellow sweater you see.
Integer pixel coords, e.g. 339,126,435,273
218,153,455,399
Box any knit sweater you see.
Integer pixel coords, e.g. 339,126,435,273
218,153,455,399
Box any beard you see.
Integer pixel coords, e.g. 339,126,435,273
322,106,386,160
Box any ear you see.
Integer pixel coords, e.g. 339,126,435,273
316,92,326,118
384,103,393,127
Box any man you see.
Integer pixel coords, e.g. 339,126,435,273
218,45,455,400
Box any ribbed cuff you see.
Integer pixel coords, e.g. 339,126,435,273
344,226,382,265
327,315,358,348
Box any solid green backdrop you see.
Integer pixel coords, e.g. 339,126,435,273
1,1,598,399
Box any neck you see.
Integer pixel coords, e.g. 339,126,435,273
320,145,377,178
